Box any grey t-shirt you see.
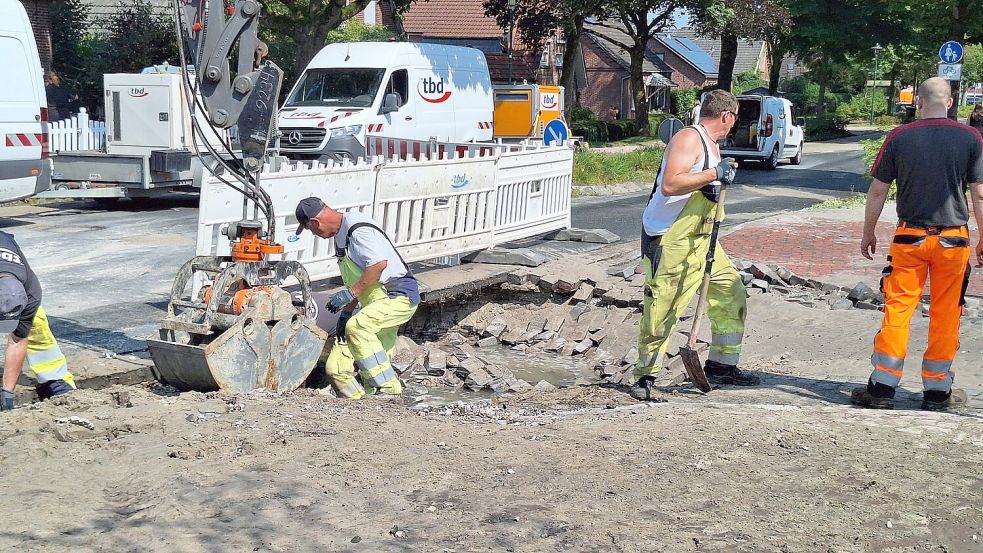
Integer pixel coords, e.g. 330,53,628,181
335,212,408,284
871,118,983,227
0,231,42,338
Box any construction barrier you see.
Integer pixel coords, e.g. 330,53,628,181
48,108,106,153
196,140,573,283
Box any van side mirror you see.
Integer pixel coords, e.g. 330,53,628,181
795,117,805,127
381,93,399,114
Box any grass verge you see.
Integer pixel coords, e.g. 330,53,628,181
574,147,663,186
810,193,867,210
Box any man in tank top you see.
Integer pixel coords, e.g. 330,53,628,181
631,90,759,401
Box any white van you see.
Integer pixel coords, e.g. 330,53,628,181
718,94,804,169
278,42,494,163
0,0,50,202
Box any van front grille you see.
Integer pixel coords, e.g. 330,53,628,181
280,128,326,150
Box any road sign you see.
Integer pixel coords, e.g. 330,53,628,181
657,117,685,144
938,63,963,81
939,41,963,64
543,119,568,146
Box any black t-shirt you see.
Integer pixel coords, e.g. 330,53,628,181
871,118,983,227
0,232,42,338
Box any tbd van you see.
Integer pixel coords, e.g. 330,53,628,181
0,0,50,202
278,42,494,163
718,94,804,170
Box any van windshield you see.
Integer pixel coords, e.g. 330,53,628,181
285,68,385,108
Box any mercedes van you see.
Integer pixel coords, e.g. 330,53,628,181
278,42,494,163
0,0,50,201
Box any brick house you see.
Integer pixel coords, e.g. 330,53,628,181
648,32,719,88
20,0,52,73
582,22,674,120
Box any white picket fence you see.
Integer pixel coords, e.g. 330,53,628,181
49,108,106,153
197,139,574,283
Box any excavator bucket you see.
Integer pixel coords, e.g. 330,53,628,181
147,257,328,393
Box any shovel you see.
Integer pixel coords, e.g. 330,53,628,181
679,184,729,393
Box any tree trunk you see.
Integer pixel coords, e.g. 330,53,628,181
767,41,786,95
560,18,584,119
817,72,827,117
629,42,649,135
716,31,738,92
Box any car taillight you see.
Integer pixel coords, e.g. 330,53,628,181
764,114,773,137
40,107,50,159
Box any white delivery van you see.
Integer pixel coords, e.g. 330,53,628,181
0,0,50,202
278,42,494,163
718,94,805,169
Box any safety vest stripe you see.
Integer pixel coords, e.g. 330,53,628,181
27,346,66,365
711,332,743,347
708,350,739,366
360,365,397,388
354,350,389,373
871,352,904,371
31,362,69,383
921,359,952,374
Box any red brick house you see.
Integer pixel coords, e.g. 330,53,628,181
20,0,52,73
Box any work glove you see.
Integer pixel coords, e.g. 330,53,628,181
714,157,738,185
336,310,353,341
1,388,14,411
326,289,355,313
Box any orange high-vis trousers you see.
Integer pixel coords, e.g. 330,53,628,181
870,224,972,392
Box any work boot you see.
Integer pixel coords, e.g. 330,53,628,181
921,388,968,411
628,375,663,401
850,380,895,410
36,380,74,401
704,360,760,386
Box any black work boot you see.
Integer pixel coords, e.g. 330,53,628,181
850,379,896,409
921,388,968,411
704,360,760,386
628,376,664,402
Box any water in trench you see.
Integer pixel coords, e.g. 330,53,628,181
407,345,600,408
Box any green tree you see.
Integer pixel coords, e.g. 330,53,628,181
48,0,89,93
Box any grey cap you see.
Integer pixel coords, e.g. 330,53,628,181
0,277,27,334
295,197,326,235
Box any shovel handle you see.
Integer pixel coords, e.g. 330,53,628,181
687,187,728,349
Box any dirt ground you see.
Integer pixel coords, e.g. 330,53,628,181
1,294,982,553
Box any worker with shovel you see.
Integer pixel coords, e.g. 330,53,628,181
631,90,759,401
1,231,75,412
295,198,419,399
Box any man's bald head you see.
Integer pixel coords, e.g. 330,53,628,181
918,78,953,112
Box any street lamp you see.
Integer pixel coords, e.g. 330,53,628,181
870,43,884,124
507,0,516,85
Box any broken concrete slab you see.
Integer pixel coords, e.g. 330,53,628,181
856,301,882,311
830,298,854,310
571,283,595,304
507,380,534,393
482,318,508,339
463,247,547,267
750,279,770,292
749,264,784,284
550,228,620,244
426,349,448,375
477,336,500,348
544,317,565,333
573,339,593,355
527,319,546,333
532,380,557,392
847,282,876,302
499,329,526,345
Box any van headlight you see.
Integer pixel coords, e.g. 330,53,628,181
330,125,363,138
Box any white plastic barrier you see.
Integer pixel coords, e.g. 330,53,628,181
196,140,574,284
48,108,106,153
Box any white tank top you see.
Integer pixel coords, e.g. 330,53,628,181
642,126,721,236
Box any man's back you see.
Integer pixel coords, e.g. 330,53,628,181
872,118,983,227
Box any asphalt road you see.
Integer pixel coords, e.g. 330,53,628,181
0,145,865,357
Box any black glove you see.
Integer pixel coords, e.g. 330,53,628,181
336,311,353,340
714,157,737,185
1,388,15,411
326,289,355,313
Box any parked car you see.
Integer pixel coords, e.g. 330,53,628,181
0,0,50,202
717,94,805,170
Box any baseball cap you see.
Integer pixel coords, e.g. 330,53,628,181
0,277,27,334
295,197,326,235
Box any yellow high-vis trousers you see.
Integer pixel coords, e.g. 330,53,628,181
26,306,75,388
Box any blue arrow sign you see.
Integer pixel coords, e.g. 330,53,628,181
543,119,569,146
939,41,963,64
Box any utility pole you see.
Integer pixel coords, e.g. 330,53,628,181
507,0,516,85
870,43,883,125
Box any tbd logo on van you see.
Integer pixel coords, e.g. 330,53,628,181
129,88,149,98
418,77,452,103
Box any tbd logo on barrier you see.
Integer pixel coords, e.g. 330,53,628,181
129,88,148,98
419,77,452,103
540,93,559,110
451,174,470,189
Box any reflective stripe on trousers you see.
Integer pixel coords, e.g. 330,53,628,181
26,306,75,387
869,226,968,392
709,332,743,365
356,349,398,388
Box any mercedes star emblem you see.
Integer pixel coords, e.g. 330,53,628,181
288,131,303,145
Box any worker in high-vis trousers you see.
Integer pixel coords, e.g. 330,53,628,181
631,90,759,401
1,231,75,412
294,197,419,399
853,77,983,411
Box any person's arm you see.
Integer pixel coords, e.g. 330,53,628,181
861,179,891,260
349,260,387,300
660,129,718,196
970,180,983,268
2,334,28,393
